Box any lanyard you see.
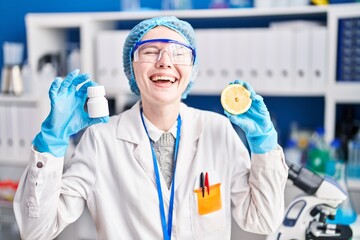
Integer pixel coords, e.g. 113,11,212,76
140,109,182,240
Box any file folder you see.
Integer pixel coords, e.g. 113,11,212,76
309,27,327,89
294,27,311,89
216,29,236,92
17,103,37,162
0,104,6,161
248,29,267,91
233,29,251,84
275,28,294,90
2,103,18,161
193,29,219,94
263,30,280,91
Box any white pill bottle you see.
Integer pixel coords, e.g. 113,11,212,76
87,85,109,118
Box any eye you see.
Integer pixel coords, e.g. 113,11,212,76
140,47,160,55
171,44,189,55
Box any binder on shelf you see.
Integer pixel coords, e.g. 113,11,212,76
337,18,359,82
17,103,37,162
203,29,221,93
233,29,251,86
309,26,327,89
0,104,5,160
216,29,236,92
270,20,324,91
193,29,219,94
274,28,294,90
2,103,18,161
248,29,267,91
192,29,207,93
96,30,131,94
293,27,311,90
263,30,280,91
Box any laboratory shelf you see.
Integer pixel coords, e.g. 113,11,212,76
0,94,44,103
7,2,360,158
26,5,330,23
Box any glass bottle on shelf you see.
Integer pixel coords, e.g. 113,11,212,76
307,127,329,174
209,0,228,8
328,158,357,225
162,0,192,10
348,129,360,179
284,139,303,167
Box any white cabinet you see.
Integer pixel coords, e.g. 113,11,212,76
23,3,360,143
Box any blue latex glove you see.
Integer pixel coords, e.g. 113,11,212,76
224,80,277,154
33,69,109,157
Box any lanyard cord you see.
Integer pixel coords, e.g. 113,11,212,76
140,109,182,240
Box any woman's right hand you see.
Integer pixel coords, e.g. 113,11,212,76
33,69,109,157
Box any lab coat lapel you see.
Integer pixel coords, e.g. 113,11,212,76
174,103,202,190
133,139,172,199
116,101,171,199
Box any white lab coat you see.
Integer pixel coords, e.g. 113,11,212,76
14,101,288,240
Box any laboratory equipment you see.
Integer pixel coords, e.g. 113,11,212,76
348,129,360,179
284,139,303,166
267,164,353,240
161,0,192,10
209,0,228,8
307,127,330,174
121,0,140,11
228,0,253,8
1,42,24,96
66,43,81,73
328,161,357,225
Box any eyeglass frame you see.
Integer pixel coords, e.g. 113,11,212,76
131,38,197,66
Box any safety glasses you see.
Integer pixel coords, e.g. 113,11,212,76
132,38,196,66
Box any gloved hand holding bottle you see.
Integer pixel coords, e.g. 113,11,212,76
224,80,277,154
33,69,109,157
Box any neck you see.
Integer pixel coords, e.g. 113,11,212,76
142,101,180,131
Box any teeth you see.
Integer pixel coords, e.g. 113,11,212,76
151,76,176,83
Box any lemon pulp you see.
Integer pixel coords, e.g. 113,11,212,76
221,84,252,115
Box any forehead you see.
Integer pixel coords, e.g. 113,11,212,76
141,26,187,43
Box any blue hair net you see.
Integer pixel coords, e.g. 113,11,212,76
123,16,198,99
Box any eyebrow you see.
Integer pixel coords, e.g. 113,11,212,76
140,43,160,48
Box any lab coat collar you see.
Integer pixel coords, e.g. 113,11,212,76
141,113,178,142
115,101,202,197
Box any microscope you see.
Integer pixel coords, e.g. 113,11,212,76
267,164,353,240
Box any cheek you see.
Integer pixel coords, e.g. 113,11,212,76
132,63,140,79
179,67,193,84
133,63,147,85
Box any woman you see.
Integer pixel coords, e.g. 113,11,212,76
14,16,288,240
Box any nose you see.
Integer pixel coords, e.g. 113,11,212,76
155,50,173,68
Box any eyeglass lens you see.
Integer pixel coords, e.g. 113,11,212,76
134,42,193,65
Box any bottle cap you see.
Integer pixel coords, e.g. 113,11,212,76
87,85,105,98
286,139,297,148
330,139,341,148
315,127,325,136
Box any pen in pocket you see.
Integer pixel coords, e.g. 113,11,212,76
200,172,204,197
205,172,210,195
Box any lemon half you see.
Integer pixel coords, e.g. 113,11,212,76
221,84,252,115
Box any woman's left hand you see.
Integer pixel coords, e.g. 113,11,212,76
224,80,277,154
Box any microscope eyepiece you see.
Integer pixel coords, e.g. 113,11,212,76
288,164,324,195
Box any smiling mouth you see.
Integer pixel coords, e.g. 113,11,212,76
150,75,177,83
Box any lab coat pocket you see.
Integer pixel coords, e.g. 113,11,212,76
194,183,222,215
190,171,225,238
